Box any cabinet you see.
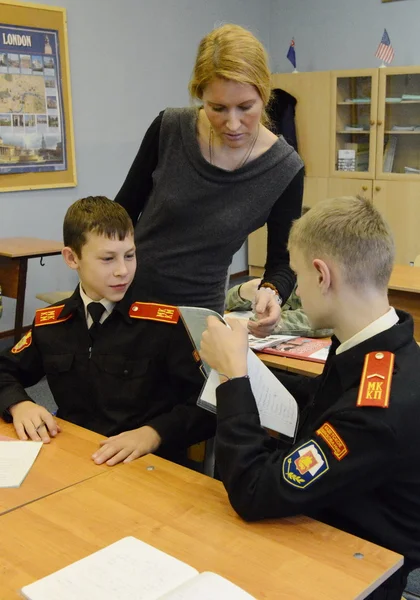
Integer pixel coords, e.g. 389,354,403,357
332,66,420,180
248,67,420,272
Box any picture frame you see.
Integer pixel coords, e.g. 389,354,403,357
0,1,76,192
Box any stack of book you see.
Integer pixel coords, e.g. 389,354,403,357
337,149,356,171
344,142,369,171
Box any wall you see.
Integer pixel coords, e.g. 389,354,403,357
0,0,271,332
269,0,420,73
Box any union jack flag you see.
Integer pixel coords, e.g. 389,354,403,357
375,29,394,64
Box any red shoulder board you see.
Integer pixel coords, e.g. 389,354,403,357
356,351,395,408
35,304,72,327
11,330,32,354
129,302,179,324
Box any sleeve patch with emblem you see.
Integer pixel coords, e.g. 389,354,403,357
316,422,348,461
129,302,179,324
11,330,32,354
357,351,394,408
283,440,329,489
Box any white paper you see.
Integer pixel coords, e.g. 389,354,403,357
199,349,298,439
21,537,198,600
0,440,42,488
160,572,256,600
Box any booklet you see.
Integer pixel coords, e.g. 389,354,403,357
259,337,331,364
21,537,256,600
178,306,298,440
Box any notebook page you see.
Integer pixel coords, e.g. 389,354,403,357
21,537,198,600
160,571,257,600
199,349,298,438
0,440,42,488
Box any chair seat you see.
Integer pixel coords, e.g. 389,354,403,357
36,291,73,305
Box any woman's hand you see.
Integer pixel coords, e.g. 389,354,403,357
248,287,281,337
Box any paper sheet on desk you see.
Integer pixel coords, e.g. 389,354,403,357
199,350,298,439
0,440,42,487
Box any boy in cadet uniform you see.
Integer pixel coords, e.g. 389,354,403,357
201,196,420,600
0,196,215,466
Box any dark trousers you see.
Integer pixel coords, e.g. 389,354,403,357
365,567,409,600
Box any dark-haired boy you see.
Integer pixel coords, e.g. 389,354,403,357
0,196,215,465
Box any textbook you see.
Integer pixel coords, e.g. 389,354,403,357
179,306,298,440
20,536,256,600
259,336,331,364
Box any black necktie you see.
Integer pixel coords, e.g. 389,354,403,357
87,302,105,340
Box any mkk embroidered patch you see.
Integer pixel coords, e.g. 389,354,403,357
283,440,329,489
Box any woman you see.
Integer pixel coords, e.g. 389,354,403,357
115,24,304,333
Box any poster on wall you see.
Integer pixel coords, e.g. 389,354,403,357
0,25,66,174
0,1,76,193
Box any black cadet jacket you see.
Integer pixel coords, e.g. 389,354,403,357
215,310,420,567
0,287,215,454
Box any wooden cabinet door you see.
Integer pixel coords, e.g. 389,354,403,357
373,180,420,264
327,178,373,201
376,66,420,181
303,177,328,207
330,69,378,180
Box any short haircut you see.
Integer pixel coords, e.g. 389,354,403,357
63,196,134,258
188,23,272,125
288,196,395,290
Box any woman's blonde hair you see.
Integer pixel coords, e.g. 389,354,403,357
188,24,272,125
288,196,395,291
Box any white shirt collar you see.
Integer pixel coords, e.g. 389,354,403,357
79,283,115,326
336,307,399,355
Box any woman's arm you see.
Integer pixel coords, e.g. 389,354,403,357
114,111,163,225
261,167,304,302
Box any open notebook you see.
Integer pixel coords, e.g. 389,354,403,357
178,306,298,441
21,537,256,600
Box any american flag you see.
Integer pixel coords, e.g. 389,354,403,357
375,29,395,64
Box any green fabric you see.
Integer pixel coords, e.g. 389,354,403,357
226,284,332,338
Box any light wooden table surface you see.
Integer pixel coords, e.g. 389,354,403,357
257,352,324,377
0,419,107,515
0,453,403,600
0,237,63,342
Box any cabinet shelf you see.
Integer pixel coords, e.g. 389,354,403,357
386,100,420,105
384,130,420,134
336,130,370,135
337,101,371,106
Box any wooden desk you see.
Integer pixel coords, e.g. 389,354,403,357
389,264,420,340
0,419,107,515
0,237,63,342
0,455,402,599
257,352,324,377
